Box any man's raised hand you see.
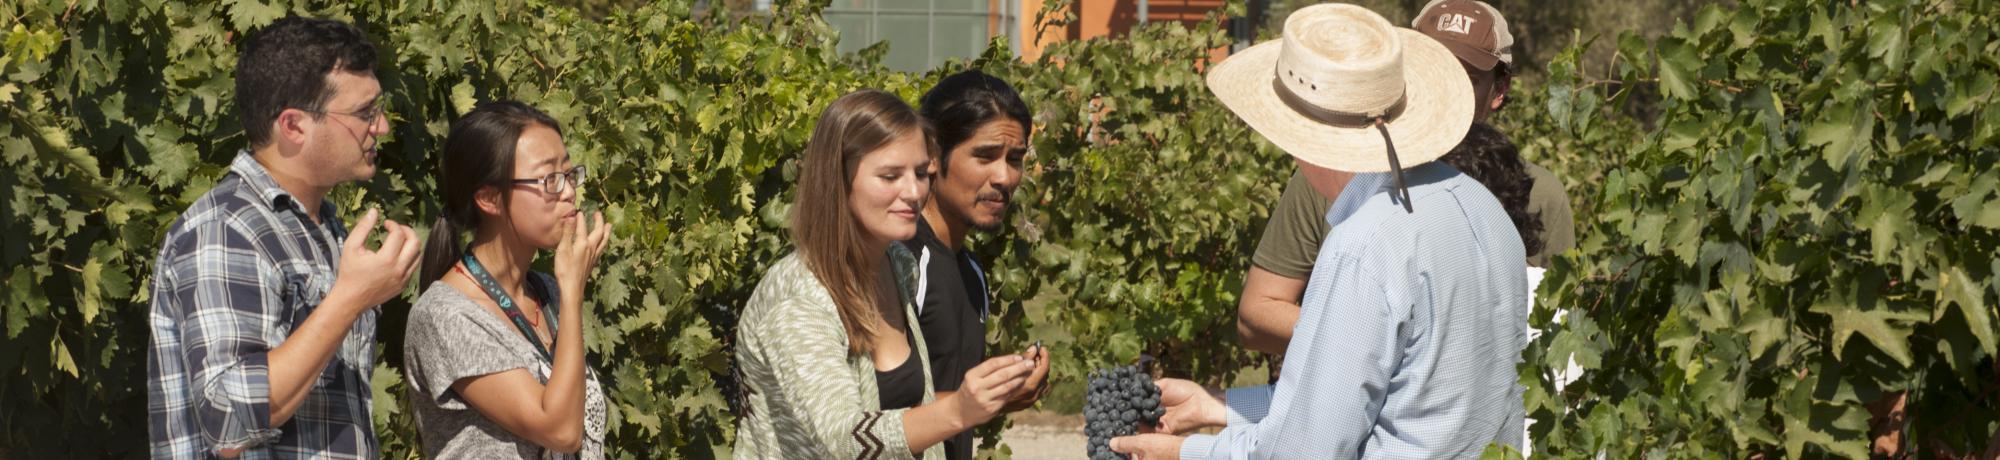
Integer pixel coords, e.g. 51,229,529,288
331,208,422,310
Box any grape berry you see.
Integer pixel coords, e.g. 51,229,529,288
1083,364,1163,460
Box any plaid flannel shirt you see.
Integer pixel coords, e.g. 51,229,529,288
147,152,378,459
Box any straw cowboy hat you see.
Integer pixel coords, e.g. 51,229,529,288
1207,3,1474,209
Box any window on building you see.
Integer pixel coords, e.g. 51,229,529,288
816,0,1021,71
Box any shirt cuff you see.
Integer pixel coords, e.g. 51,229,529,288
861,408,913,458
1180,434,1219,460
1225,385,1276,426
201,352,282,453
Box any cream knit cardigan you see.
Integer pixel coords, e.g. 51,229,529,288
732,246,940,460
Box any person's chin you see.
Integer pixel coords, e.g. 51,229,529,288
972,222,1005,233
878,222,917,242
971,212,1008,232
531,231,564,249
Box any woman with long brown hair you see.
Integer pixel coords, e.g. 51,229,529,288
733,90,1036,459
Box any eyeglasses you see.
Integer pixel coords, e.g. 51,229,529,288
504,166,588,195
299,95,390,127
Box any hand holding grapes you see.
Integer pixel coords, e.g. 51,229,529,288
1105,378,1214,460
1151,378,1226,434
1001,345,1051,412
948,354,1035,427
1108,433,1184,460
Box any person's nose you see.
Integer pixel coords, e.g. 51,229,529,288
902,174,927,205
370,110,390,137
993,162,1020,191
558,175,579,204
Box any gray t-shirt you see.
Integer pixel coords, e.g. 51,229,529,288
404,274,608,459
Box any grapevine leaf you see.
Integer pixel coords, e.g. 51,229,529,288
1937,266,1996,357
1811,287,1922,367
52,336,77,377
226,0,286,32
451,80,479,116
1655,38,1699,100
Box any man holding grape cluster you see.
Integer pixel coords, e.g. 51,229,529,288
1111,4,1529,459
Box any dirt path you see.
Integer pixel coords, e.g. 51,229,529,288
989,410,1085,459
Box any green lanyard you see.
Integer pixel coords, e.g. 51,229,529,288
462,253,558,363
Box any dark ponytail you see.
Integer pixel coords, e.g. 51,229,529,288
419,215,465,287
418,100,564,285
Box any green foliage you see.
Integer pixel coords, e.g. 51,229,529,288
11,0,1993,457
2,0,1262,457
1518,0,2000,457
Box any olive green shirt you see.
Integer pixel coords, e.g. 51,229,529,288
1251,162,1576,278
1520,162,1576,268
1249,172,1336,280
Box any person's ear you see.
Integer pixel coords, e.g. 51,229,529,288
474,185,506,218
1491,71,1513,112
276,109,314,147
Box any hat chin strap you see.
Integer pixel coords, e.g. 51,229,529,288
1272,79,1418,213
1373,118,1415,214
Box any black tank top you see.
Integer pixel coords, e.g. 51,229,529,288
875,329,924,410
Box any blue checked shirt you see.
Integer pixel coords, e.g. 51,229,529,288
1182,162,1528,459
148,152,378,459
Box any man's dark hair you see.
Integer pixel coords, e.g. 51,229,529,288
1438,121,1543,257
918,69,1033,176
236,16,378,148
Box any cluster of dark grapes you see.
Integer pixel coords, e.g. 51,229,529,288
1083,364,1163,460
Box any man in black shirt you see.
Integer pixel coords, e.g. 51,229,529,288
905,69,1051,459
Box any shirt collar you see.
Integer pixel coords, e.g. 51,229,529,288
913,216,941,246
229,150,336,217
911,215,971,256
1325,162,1461,226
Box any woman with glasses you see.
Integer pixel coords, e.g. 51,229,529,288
404,100,611,459
732,90,1036,459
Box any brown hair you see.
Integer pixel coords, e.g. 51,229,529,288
791,89,938,356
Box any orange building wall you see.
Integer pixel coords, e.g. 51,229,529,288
1009,0,1233,62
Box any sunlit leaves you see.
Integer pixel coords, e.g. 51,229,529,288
1522,0,2000,458
10,0,1999,457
